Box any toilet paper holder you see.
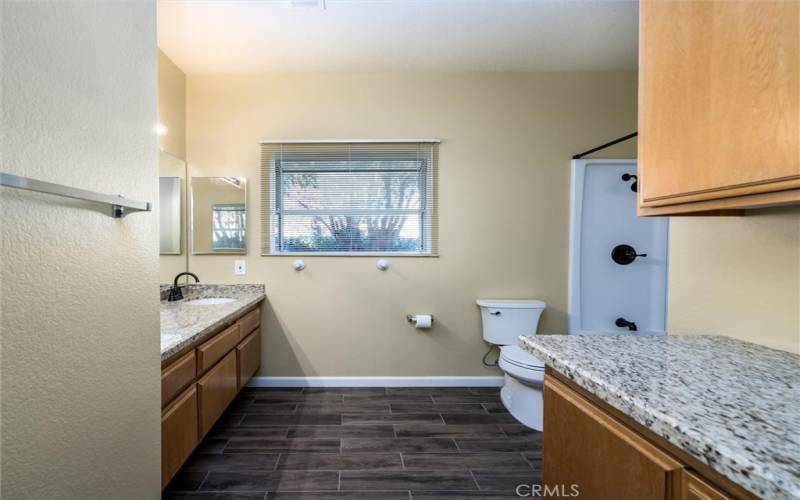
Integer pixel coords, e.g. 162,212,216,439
406,314,434,325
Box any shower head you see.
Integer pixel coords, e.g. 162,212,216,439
621,173,638,192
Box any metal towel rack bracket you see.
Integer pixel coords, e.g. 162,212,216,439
0,172,152,218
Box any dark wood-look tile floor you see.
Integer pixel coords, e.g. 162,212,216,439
164,387,542,500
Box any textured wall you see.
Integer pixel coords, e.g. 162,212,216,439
185,71,638,376
1,2,160,498
668,208,800,353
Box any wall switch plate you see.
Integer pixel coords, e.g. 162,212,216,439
234,260,246,275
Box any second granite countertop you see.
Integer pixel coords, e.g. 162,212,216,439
160,284,265,363
520,334,800,499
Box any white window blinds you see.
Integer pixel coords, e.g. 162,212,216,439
261,141,438,255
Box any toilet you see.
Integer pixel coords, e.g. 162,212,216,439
477,299,546,430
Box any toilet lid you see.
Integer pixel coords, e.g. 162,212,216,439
500,345,545,371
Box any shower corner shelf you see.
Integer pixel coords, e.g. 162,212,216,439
0,172,152,218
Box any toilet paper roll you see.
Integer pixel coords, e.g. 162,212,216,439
414,314,433,329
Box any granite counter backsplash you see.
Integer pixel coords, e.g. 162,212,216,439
519,334,800,499
161,284,265,363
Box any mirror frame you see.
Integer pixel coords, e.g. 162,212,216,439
189,176,248,255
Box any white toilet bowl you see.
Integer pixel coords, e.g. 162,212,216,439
498,345,545,430
476,299,547,431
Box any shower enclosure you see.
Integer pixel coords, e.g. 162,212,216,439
568,159,669,335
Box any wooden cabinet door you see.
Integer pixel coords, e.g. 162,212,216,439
543,376,683,500
162,385,198,489
237,329,261,389
639,0,800,213
196,350,238,438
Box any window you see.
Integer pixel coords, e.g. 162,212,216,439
212,203,246,251
262,141,438,255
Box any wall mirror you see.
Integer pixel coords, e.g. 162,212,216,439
159,177,181,254
190,177,247,254
159,151,188,283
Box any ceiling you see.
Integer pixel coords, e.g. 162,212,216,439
157,0,638,74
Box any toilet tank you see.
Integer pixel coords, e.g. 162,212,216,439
476,299,546,345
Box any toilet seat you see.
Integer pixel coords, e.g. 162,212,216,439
500,345,545,370
498,345,545,385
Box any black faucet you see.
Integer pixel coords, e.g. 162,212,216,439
168,272,200,302
615,317,638,332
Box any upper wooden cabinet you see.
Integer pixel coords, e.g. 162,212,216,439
638,0,800,215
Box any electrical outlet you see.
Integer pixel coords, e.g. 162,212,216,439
234,260,246,275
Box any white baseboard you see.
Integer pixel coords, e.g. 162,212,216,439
247,376,504,388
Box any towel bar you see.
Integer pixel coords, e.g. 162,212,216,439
0,172,151,218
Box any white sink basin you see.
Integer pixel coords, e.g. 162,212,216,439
186,297,236,306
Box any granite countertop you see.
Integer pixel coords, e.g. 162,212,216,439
520,334,800,499
161,284,265,363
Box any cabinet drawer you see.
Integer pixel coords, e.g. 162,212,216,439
543,376,683,500
197,323,240,374
161,350,196,408
682,471,733,500
196,350,238,439
237,329,261,389
161,385,198,489
238,308,260,337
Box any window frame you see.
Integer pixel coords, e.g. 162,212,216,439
263,142,438,257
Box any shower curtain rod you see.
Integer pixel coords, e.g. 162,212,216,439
573,132,638,160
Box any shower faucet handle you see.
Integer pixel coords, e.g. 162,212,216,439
612,244,646,265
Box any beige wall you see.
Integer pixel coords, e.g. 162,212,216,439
158,49,186,159
668,208,800,353
1,2,160,498
186,71,638,376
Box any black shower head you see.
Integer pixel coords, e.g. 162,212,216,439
621,173,638,192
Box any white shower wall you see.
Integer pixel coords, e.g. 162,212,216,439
568,160,669,335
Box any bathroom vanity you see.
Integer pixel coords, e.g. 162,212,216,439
521,335,800,500
160,284,265,489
